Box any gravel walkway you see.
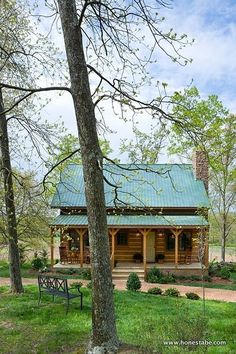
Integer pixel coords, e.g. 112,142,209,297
1,277,235,302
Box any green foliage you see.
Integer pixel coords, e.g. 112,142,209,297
126,272,141,291
185,292,200,300
146,267,162,283
146,267,176,284
120,123,167,163
70,281,83,289
220,266,231,280
163,287,180,297
159,274,176,284
208,260,234,279
169,87,236,258
147,287,163,295
31,257,44,271
203,275,212,282
31,249,49,271
190,275,201,281
81,268,91,280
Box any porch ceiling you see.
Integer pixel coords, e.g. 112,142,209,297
51,214,208,228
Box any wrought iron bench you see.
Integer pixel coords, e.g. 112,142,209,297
38,274,83,314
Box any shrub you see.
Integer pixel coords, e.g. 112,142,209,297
31,257,44,270
146,267,162,283
126,272,141,291
220,266,231,280
163,287,180,297
67,268,75,275
39,249,48,266
175,275,188,280
81,268,91,280
203,275,212,282
70,281,83,289
186,292,200,300
146,274,159,283
158,274,176,284
190,275,201,281
147,287,162,295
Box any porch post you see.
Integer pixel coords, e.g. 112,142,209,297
171,229,182,269
175,233,178,268
143,231,147,276
109,229,119,270
50,228,54,267
139,228,151,279
80,230,84,268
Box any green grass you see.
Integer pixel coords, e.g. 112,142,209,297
0,286,235,354
0,261,89,280
0,261,37,278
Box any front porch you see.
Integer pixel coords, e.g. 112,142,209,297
50,222,209,277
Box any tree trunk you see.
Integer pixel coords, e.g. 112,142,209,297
57,1,119,353
0,88,23,293
221,234,226,263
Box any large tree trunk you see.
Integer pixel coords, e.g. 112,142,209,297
221,232,226,263
0,88,23,293
57,1,119,353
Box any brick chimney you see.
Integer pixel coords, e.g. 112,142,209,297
192,150,209,192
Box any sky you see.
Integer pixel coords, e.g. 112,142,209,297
39,0,236,163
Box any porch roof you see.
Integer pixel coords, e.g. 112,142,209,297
51,214,208,228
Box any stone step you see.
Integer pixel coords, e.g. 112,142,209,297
112,267,145,281
112,274,145,281
113,268,144,273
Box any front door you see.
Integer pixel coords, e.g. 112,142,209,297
147,232,156,262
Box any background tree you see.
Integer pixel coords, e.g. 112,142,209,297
0,0,65,292
0,170,51,256
120,121,167,163
169,87,236,262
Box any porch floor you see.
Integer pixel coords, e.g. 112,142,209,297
53,261,204,270
117,262,204,270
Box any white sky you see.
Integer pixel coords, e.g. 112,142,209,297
36,0,236,163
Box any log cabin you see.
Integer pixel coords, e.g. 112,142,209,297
50,151,210,278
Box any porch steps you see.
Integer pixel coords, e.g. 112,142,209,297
112,266,145,281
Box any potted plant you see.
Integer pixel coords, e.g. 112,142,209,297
156,254,165,264
133,253,143,263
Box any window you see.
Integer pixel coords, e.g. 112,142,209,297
166,231,175,251
180,232,192,251
117,231,128,246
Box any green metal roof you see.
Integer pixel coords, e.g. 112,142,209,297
51,214,208,227
51,163,210,209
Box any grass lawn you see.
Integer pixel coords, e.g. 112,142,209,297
0,262,36,278
0,285,235,354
